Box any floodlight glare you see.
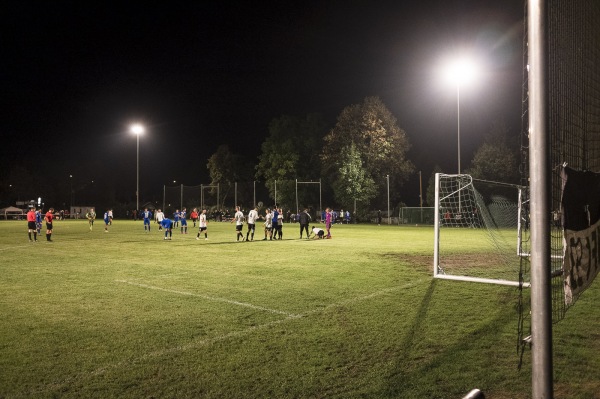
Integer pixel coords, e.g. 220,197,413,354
445,58,478,86
130,124,145,135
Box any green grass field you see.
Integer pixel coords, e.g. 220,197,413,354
1,219,599,398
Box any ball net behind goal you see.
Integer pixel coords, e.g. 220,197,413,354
163,185,203,215
434,173,529,287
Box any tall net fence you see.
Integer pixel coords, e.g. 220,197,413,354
518,0,600,332
517,0,600,373
162,182,279,218
163,185,202,217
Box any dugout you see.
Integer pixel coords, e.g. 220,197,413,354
0,206,24,220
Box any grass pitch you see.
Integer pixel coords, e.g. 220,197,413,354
0,219,599,398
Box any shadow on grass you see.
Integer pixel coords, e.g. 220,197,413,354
381,279,518,398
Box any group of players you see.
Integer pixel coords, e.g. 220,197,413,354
27,205,333,242
146,205,332,241
134,205,332,241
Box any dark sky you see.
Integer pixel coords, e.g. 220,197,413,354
2,1,524,206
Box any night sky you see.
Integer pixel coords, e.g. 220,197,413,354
2,1,524,207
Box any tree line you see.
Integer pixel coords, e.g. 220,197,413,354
208,97,519,216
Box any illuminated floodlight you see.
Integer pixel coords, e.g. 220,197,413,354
444,58,479,87
130,123,145,135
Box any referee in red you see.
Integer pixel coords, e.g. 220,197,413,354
27,207,37,242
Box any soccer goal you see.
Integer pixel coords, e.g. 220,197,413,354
433,173,530,287
399,207,435,225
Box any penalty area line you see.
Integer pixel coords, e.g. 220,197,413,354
29,278,431,395
0,244,43,251
115,279,302,318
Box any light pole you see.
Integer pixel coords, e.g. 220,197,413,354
457,82,461,174
445,58,477,174
386,174,390,225
445,58,478,216
69,175,73,216
130,124,145,213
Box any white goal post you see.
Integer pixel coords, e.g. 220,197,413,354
433,173,531,287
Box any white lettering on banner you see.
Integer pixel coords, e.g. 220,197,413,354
564,218,600,305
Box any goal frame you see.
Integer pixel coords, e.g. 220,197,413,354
433,173,531,288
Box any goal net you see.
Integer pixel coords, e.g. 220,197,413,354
399,207,435,225
433,173,530,287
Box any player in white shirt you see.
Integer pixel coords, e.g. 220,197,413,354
263,208,273,240
245,206,259,241
155,209,165,230
231,206,245,241
196,209,208,240
310,226,325,239
276,207,284,240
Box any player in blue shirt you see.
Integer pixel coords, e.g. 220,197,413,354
142,208,153,232
173,209,180,228
180,207,188,234
161,218,173,240
103,210,110,232
35,209,43,234
271,207,279,240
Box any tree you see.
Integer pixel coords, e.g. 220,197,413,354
207,145,243,183
466,120,519,183
207,145,247,208
321,96,413,209
256,114,327,209
332,142,376,209
426,165,443,207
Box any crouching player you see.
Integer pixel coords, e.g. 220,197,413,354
310,226,325,239
161,218,173,240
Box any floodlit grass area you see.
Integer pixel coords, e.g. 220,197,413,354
438,227,524,281
1,219,599,398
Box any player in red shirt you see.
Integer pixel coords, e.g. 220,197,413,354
190,208,199,227
44,208,55,242
26,207,37,242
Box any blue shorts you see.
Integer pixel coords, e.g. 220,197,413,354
144,219,150,225
181,219,187,226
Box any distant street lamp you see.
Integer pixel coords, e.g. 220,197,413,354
130,124,145,212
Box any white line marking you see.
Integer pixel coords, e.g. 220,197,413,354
0,244,37,251
115,279,302,318
29,278,429,396
302,279,427,317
